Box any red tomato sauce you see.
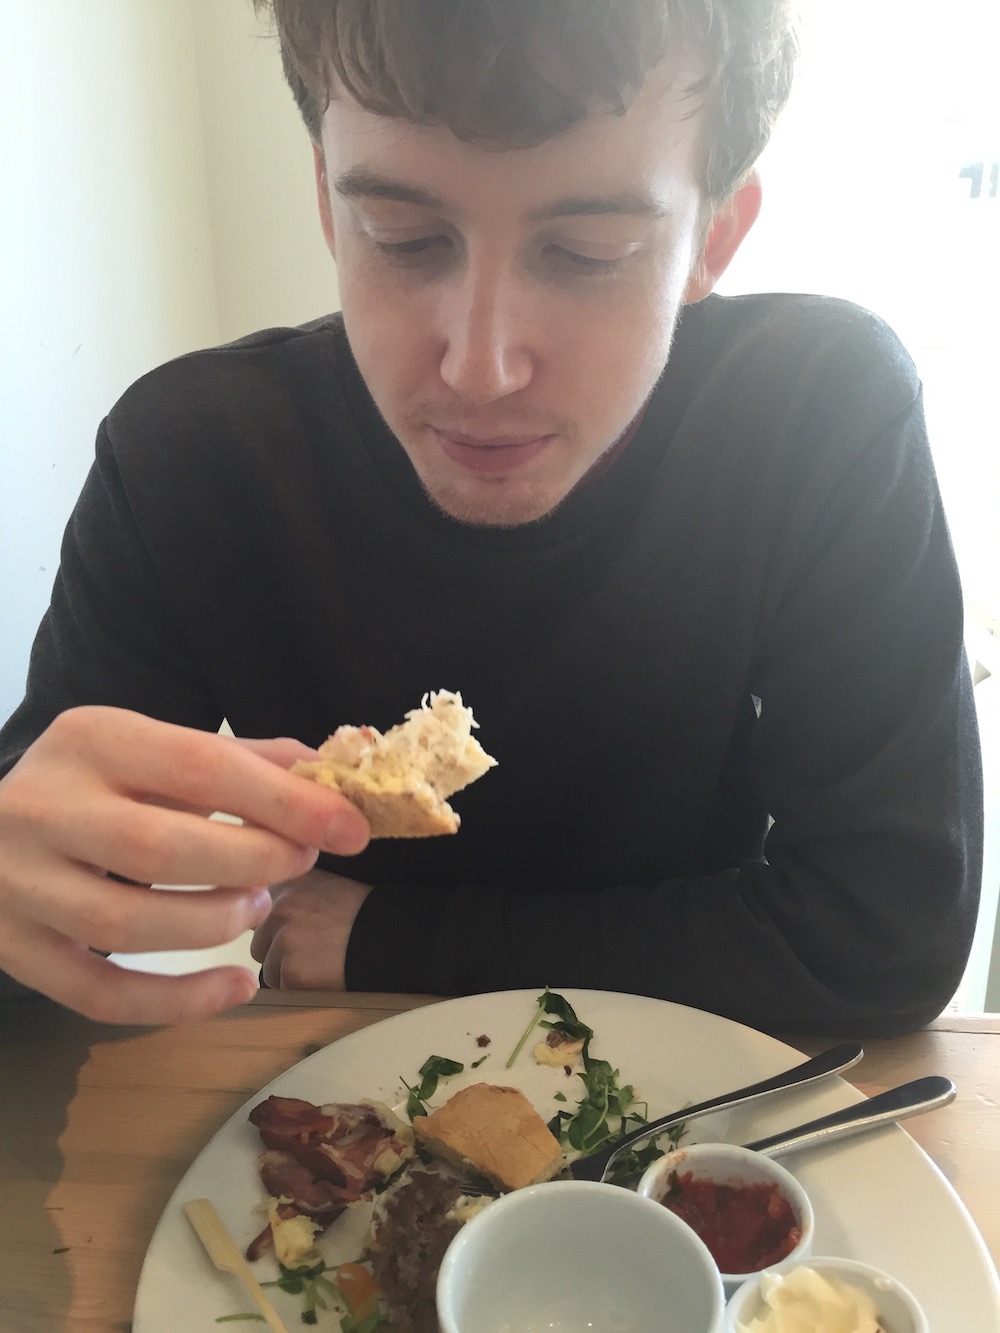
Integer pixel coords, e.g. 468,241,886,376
658,1170,802,1274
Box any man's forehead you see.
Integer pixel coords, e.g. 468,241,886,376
319,59,708,216
332,168,673,222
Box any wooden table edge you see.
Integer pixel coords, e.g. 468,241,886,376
249,990,1000,1034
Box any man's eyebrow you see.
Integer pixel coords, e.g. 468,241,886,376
333,170,669,221
528,191,670,221
333,169,444,210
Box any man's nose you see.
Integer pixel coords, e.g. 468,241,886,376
438,261,535,403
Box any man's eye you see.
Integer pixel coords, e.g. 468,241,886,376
375,236,452,264
544,245,625,275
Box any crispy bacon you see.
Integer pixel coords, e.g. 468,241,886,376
246,1095,414,1261
249,1095,336,1144
258,1149,356,1213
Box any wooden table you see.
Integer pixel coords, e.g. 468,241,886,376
1,993,998,1332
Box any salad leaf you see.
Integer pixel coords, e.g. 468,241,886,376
603,1119,688,1189
401,1054,465,1119
506,987,596,1070
509,989,688,1172
261,1258,339,1325
536,991,593,1046
261,1257,393,1330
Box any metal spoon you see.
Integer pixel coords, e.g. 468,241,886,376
742,1074,956,1157
570,1042,864,1181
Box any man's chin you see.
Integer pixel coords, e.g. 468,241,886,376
419,474,569,528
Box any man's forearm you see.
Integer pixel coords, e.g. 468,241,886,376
345,826,979,1037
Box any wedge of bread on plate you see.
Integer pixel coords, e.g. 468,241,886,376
293,690,497,838
413,1083,564,1192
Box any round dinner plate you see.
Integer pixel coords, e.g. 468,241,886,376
133,989,1000,1330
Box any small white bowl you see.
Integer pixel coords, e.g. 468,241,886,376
637,1143,814,1293
437,1178,726,1333
724,1256,929,1333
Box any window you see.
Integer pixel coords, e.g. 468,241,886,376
719,0,1000,630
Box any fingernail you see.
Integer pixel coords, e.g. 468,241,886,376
324,813,369,855
230,971,259,1006
247,888,272,926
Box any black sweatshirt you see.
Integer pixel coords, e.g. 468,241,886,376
0,293,983,1035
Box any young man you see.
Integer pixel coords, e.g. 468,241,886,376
0,1,982,1034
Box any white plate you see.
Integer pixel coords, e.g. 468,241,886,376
133,989,1000,1330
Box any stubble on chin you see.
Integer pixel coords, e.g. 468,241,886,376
398,419,580,528
416,471,565,529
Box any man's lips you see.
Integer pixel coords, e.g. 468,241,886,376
431,428,555,474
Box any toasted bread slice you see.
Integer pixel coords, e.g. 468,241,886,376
413,1083,564,1192
293,691,496,838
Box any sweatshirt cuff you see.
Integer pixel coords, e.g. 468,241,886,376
345,882,455,993
344,879,587,996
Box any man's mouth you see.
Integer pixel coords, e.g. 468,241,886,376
431,428,556,474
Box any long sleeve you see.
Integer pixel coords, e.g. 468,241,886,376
0,425,225,1002
345,391,983,1037
1,299,983,1036
0,422,224,782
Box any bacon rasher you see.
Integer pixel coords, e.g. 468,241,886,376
245,1095,414,1261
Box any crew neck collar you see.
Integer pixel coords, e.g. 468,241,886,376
330,307,705,552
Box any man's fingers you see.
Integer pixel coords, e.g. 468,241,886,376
0,918,259,1026
250,902,278,965
52,796,319,889
232,735,319,767
5,862,271,956
248,870,367,993
138,736,317,816
61,708,369,855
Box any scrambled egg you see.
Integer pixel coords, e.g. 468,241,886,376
445,1194,495,1225
266,1198,321,1268
533,1036,585,1068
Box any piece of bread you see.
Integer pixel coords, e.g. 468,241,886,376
413,1083,564,1192
293,690,497,838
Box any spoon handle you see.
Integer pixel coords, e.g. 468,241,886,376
743,1074,956,1157
579,1042,863,1182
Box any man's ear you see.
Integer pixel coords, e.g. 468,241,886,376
314,143,336,259
684,173,762,303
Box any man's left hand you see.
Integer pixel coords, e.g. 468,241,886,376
251,868,372,990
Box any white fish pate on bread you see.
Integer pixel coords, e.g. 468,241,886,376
293,690,497,838
413,1083,564,1192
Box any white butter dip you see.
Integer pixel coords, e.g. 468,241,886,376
736,1265,885,1333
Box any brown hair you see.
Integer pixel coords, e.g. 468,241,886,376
251,0,797,202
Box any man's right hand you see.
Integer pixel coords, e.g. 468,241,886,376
0,706,370,1026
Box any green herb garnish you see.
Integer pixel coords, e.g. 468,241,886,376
510,989,688,1178
506,986,595,1071
603,1118,688,1189
259,1257,341,1325
340,1309,388,1333
258,1257,395,1329
505,990,547,1068
471,1054,488,1069
401,1054,465,1119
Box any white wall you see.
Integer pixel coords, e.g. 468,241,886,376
0,0,219,721
192,2,338,342
0,0,337,724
